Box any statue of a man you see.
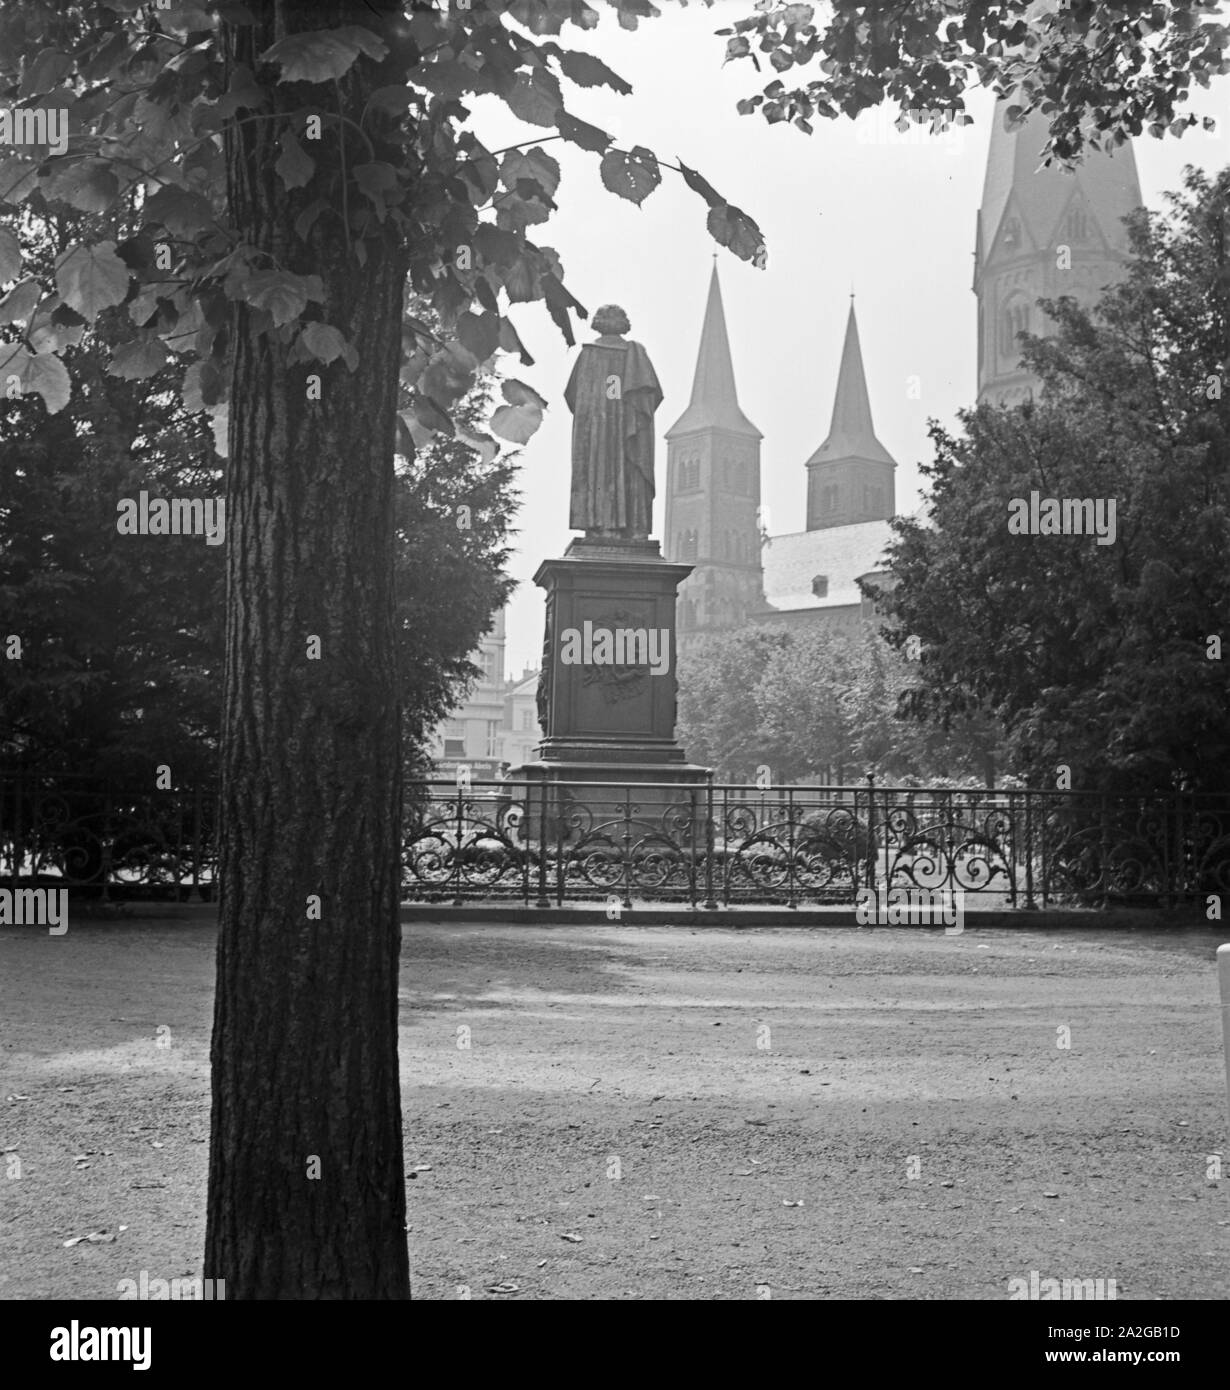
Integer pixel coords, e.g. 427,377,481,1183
564,304,662,540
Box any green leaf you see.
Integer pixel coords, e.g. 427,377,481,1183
143,185,216,236
366,85,416,115
300,321,352,367
0,278,41,325
409,395,455,436
500,147,561,199
107,336,169,380
558,50,632,95
239,269,320,327
54,240,130,323
706,204,767,266
28,307,85,354
275,132,315,190
456,311,501,364
490,401,543,445
259,26,387,84
0,227,22,284
128,284,164,327
20,48,74,97
43,159,121,215
501,378,547,411
0,344,71,414
555,110,610,153
678,160,723,209
502,69,564,127
0,155,41,206
182,358,225,412
456,426,500,465
599,146,661,205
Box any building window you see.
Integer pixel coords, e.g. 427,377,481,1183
520,708,534,731
1002,216,1020,250
442,720,465,758
1001,299,1030,357
678,454,700,491
486,720,500,758
1066,205,1087,241
682,529,698,562
811,575,829,599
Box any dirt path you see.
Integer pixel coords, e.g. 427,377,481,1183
2,915,1227,1299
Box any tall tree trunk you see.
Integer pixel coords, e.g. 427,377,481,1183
205,0,411,1299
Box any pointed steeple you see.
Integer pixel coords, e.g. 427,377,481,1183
977,100,1142,272
666,265,761,439
807,303,894,467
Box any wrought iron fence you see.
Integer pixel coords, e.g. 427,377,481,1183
402,778,1230,910
0,773,217,900
4,770,1228,910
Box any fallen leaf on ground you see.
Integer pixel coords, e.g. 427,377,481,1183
560,1232,583,1242
63,1231,116,1247
487,1281,520,1293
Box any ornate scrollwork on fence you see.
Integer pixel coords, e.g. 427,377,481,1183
401,791,532,899
0,775,216,897
9,774,1225,911
880,793,1015,899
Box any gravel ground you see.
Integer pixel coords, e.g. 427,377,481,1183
1,913,1227,1300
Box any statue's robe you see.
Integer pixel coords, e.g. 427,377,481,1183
564,337,662,537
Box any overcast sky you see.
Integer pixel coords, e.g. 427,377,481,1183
465,2,1230,676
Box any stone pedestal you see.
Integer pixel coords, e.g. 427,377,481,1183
512,536,710,837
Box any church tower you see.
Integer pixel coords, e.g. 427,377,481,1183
805,303,896,530
665,267,764,653
975,100,1143,405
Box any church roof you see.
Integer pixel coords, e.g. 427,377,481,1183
762,520,894,612
806,304,895,467
665,265,762,439
977,99,1142,263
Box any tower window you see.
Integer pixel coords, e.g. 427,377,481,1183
1001,300,1030,358
682,529,698,562
678,455,700,491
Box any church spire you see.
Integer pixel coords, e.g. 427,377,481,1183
665,265,761,439
974,98,1143,404
807,303,894,467
976,100,1142,272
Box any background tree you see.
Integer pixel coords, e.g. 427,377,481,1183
678,622,1007,786
676,625,791,779
875,167,1230,793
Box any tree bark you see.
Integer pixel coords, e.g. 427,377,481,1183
205,0,411,1299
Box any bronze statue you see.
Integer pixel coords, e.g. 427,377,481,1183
564,305,662,540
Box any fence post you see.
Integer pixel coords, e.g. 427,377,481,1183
621,783,633,911
536,778,550,910
703,774,717,911
1023,791,1036,910
452,781,464,908
865,771,878,900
